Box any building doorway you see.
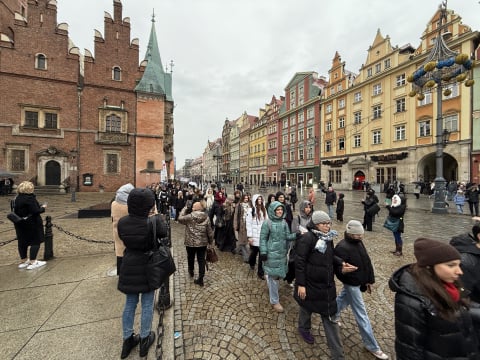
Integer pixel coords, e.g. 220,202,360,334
352,171,365,190
45,160,61,185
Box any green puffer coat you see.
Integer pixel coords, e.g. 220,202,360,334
259,201,297,279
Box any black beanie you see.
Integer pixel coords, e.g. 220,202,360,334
414,237,461,267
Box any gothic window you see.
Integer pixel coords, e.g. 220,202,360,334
106,114,122,132
25,111,39,127
45,113,58,129
112,66,122,81
35,54,47,70
105,153,119,174
11,149,26,171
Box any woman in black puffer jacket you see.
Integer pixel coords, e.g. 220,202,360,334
117,188,167,359
389,237,479,360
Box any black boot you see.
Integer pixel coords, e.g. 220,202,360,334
194,277,204,287
121,333,139,359
393,245,403,256
139,331,155,357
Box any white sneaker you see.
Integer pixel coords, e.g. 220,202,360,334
26,260,46,270
369,349,389,360
18,260,30,269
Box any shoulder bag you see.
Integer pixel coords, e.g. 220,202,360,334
144,215,176,289
206,245,218,263
383,216,400,232
7,198,30,224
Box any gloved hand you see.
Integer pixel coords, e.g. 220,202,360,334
260,254,268,262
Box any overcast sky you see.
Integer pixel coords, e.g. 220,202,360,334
56,0,479,168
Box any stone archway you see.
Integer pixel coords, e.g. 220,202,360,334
352,170,365,190
45,160,61,185
416,151,458,183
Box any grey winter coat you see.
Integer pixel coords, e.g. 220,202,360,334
259,201,296,279
178,207,213,247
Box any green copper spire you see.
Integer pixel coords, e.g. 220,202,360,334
135,12,173,101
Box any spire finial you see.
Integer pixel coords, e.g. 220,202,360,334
152,9,155,23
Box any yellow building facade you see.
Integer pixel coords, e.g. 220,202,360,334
320,8,478,190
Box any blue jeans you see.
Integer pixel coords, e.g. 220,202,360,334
335,285,381,353
327,204,335,219
393,231,402,246
266,275,280,305
122,290,155,339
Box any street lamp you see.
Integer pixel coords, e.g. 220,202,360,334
70,149,78,202
408,1,474,213
213,146,221,183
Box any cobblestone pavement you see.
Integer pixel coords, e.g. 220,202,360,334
0,189,476,359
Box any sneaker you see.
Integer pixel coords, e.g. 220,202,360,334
369,349,389,359
18,260,30,269
272,303,284,313
26,260,46,270
298,328,315,344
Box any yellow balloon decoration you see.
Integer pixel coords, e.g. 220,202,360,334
417,94,425,101
443,89,452,96
456,73,467,82
455,53,469,64
424,61,437,72
407,75,414,83
465,79,475,87
442,74,452,82
409,90,417,97
425,80,436,88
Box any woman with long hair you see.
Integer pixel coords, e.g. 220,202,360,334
247,194,267,279
209,190,227,249
389,237,479,359
234,193,253,262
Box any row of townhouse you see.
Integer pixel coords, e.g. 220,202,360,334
183,6,480,191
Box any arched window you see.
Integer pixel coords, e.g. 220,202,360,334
112,66,121,81
36,53,47,70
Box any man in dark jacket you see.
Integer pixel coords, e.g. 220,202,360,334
117,188,167,359
294,210,356,359
334,220,389,359
362,189,379,231
450,223,480,303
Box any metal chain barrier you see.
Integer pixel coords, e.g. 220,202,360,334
0,238,16,247
155,305,166,360
52,223,114,244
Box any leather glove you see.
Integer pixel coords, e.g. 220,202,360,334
260,254,268,262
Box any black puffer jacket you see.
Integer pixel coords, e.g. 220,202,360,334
389,264,480,360
450,233,480,303
294,230,343,315
334,233,374,287
117,188,167,294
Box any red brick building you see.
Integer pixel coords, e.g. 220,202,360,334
0,0,174,192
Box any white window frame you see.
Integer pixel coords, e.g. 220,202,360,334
396,73,406,87
373,83,382,96
419,120,431,137
373,130,381,144
395,125,406,141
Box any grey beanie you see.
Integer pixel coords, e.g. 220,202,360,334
311,211,331,224
346,220,364,235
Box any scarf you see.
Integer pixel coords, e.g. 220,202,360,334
443,282,460,302
311,229,338,254
214,192,226,205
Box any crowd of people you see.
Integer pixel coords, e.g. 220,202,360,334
10,178,480,359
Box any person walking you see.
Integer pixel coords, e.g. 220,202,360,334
259,201,297,313
385,194,406,256
450,223,480,304
234,193,253,263
209,190,227,249
362,189,379,231
13,181,47,270
285,200,313,286
336,193,345,222
174,191,186,222
466,184,479,217
453,189,466,214
111,183,134,274
334,220,389,360
289,186,298,212
246,194,266,279
308,187,316,210
323,186,337,220
117,188,168,358
293,210,356,359
276,191,293,230
178,201,214,286
389,237,479,359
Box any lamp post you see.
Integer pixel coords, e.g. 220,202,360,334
70,149,78,202
408,1,474,213
213,146,221,184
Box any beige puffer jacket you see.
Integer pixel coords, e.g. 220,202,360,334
178,207,213,247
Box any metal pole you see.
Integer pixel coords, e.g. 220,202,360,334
432,83,447,213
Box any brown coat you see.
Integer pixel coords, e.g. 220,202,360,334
111,200,128,257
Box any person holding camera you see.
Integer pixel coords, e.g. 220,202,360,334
179,200,214,286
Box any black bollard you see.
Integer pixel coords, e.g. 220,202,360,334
44,216,54,260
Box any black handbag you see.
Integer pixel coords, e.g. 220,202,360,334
206,246,218,263
367,203,381,216
145,216,176,289
7,212,24,224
